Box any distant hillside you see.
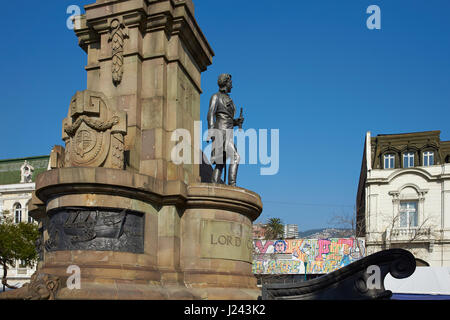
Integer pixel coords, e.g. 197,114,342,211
298,228,354,239
298,229,325,238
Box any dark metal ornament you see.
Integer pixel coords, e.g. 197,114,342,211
260,249,416,300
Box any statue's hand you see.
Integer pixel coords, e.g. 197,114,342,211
206,130,215,143
235,117,244,127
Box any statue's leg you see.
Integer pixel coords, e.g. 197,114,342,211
212,164,225,184
210,130,226,184
227,142,240,187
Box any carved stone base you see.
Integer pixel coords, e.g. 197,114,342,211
0,273,61,300
3,167,263,300
0,279,260,300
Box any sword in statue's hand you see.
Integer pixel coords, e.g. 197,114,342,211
239,108,244,132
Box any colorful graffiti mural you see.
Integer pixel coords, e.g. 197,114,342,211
253,238,365,274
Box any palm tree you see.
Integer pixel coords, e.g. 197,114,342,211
264,218,284,240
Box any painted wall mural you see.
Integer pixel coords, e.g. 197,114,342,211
252,238,365,274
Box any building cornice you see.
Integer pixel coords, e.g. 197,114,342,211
366,166,450,185
0,183,35,193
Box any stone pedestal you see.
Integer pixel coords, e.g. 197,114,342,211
18,168,262,300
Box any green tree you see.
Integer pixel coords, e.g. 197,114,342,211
264,217,284,240
0,211,40,290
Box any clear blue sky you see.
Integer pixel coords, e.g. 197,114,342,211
1,1,449,230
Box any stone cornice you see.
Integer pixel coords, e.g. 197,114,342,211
30,169,262,222
33,167,187,206
76,0,214,70
186,183,263,222
366,167,447,185
84,0,148,21
0,183,35,193
75,15,100,53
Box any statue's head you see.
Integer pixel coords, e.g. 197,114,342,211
218,74,232,93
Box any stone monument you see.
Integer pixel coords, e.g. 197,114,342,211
1,0,262,300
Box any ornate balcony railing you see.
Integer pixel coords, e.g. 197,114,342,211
389,227,431,238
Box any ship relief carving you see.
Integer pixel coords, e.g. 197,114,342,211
62,90,127,169
44,208,144,253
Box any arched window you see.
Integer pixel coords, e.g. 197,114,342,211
14,203,22,223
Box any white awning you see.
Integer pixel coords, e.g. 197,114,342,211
385,267,450,295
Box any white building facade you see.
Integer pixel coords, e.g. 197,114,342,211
283,224,299,239
357,131,450,267
0,156,49,288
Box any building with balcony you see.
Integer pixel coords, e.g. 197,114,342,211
0,155,49,289
356,130,450,267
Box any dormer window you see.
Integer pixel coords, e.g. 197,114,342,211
403,152,415,168
423,151,434,166
384,154,395,169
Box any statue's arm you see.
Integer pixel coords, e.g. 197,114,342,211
207,94,218,129
233,107,244,127
206,94,218,142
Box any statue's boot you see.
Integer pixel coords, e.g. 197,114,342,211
228,164,239,187
212,166,223,184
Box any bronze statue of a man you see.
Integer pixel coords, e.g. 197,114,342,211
207,74,244,186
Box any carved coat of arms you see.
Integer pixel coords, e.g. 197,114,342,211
62,90,127,169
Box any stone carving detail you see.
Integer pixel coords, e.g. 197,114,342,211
109,19,128,86
20,161,34,183
23,273,61,300
62,90,127,169
64,115,119,137
44,207,144,253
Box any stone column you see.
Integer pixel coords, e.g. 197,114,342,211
75,0,213,184
71,0,216,290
